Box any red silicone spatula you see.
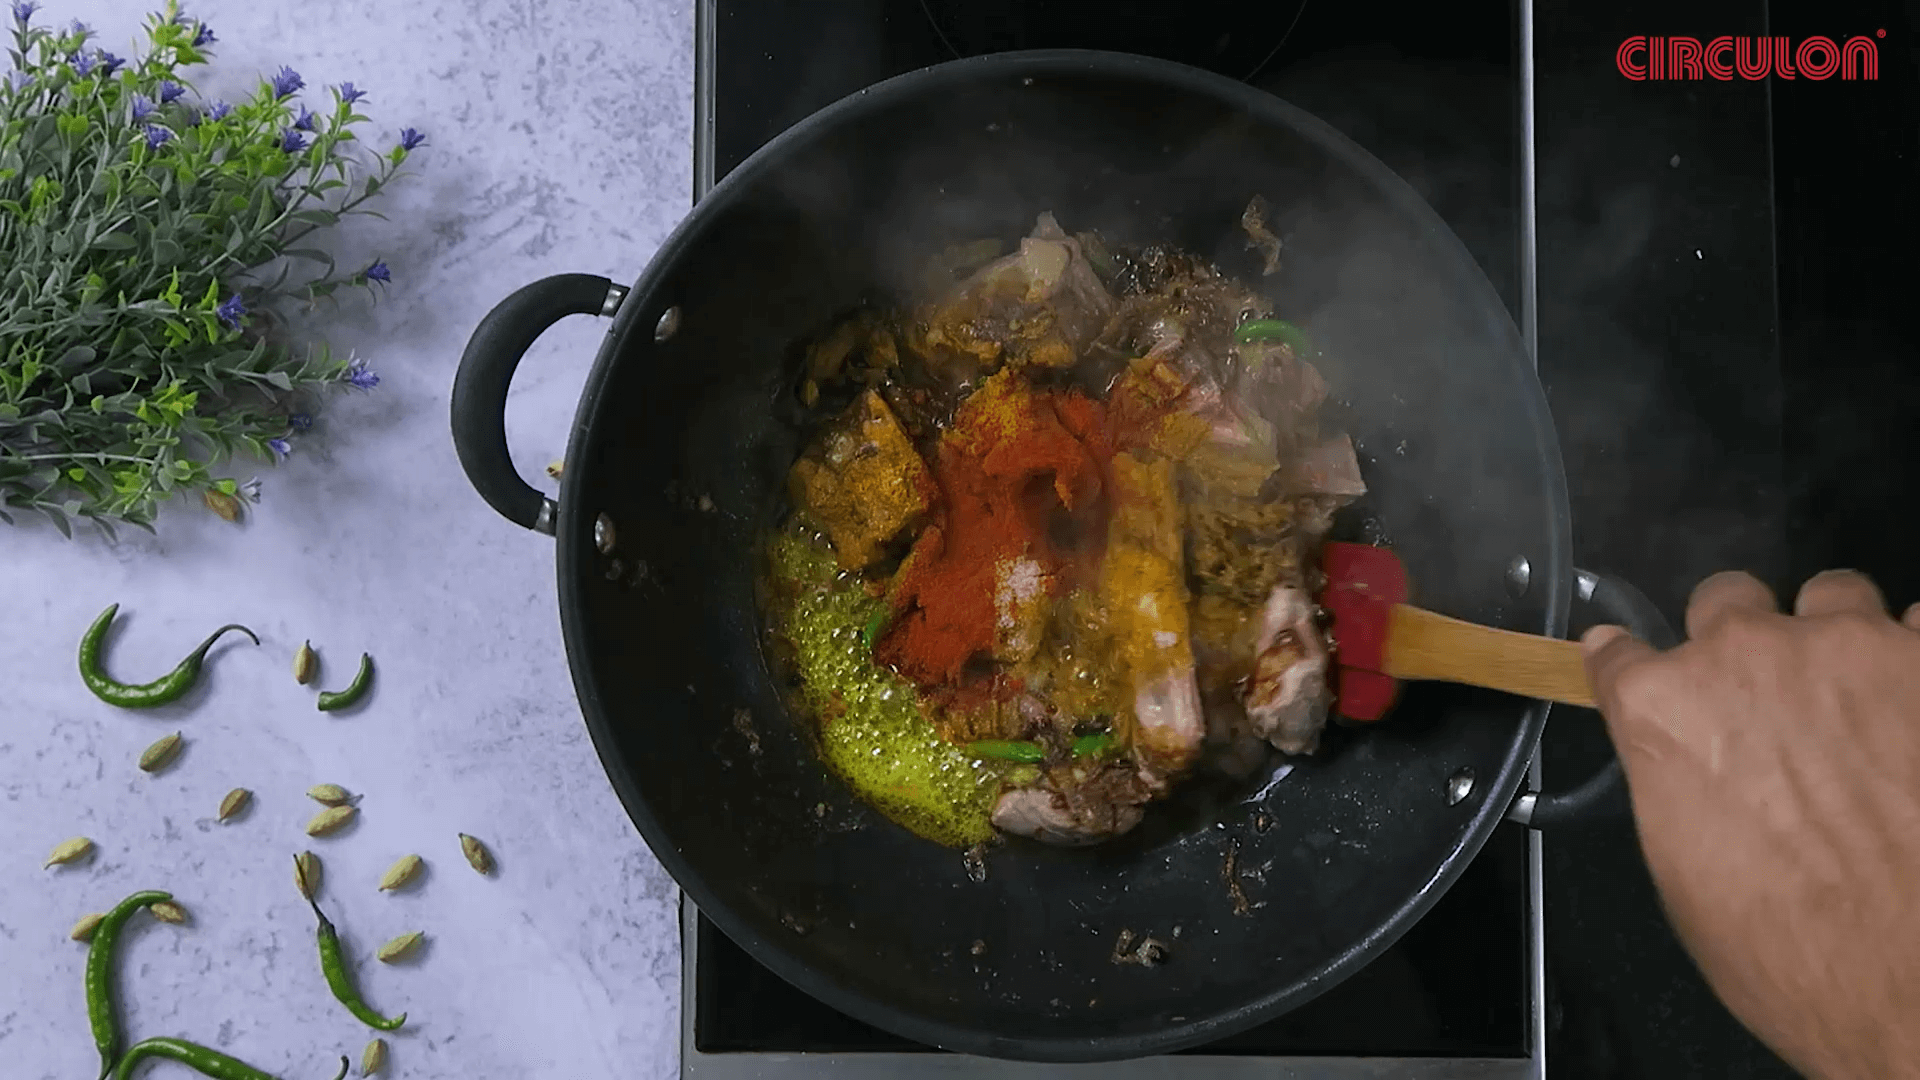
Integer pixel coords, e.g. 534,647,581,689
1319,541,1596,721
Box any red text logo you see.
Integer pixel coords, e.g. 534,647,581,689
1617,31,1884,80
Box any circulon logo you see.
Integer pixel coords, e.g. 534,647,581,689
1617,30,1884,80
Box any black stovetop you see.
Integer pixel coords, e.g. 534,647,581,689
691,0,1920,1074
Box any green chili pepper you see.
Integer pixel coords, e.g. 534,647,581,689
860,609,889,654
966,739,1045,764
86,890,171,1080
1071,733,1115,757
307,897,406,1031
78,605,258,709
315,653,373,712
109,1037,347,1080
1233,318,1315,356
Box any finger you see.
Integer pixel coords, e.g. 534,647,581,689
1793,569,1887,618
1685,571,1779,639
1581,624,1658,715
1905,602,1920,631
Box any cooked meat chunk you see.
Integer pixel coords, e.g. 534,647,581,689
906,212,1117,378
788,390,936,570
991,759,1153,845
1277,434,1366,498
1102,452,1204,782
1243,584,1333,755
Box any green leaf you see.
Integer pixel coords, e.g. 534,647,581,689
264,371,292,391
289,209,337,226
92,233,136,251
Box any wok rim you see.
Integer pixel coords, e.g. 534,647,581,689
555,47,1573,1062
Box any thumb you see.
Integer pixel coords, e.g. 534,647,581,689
1581,624,1658,726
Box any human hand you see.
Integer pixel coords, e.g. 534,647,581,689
1582,570,1920,1080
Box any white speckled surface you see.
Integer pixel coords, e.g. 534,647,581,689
1,1,693,1076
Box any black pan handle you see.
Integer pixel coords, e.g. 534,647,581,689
450,274,626,534
1509,568,1679,829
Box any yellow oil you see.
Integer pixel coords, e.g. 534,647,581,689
768,526,1004,847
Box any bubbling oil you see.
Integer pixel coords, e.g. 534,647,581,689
768,526,1006,847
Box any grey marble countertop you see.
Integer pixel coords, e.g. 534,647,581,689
1,1,693,1076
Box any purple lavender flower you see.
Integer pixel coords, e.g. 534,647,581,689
143,124,172,149
98,51,125,76
192,22,214,46
130,94,156,121
10,1,38,23
267,437,291,459
158,81,185,104
269,65,302,98
278,128,308,153
288,413,313,431
397,127,426,151
216,294,246,328
336,81,366,105
71,51,98,76
292,104,314,131
4,69,31,93
362,260,390,284
64,17,88,36
206,99,232,121
345,360,379,391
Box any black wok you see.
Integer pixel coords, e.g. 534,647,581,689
449,50,1673,1062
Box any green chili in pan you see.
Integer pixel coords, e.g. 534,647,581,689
108,1037,347,1080
1233,318,1315,357
85,890,172,1080
315,653,373,712
968,736,1116,763
79,605,258,709
966,739,1045,764
1071,732,1115,757
306,895,405,1030
859,609,889,655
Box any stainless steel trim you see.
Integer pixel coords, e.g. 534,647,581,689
1520,0,1548,1068
681,896,1535,1079
601,283,629,318
693,0,717,200
532,497,557,536
1527,793,1547,1079
1574,569,1598,604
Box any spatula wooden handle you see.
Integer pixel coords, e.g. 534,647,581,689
1382,603,1596,708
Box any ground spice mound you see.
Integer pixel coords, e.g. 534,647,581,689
877,369,1113,686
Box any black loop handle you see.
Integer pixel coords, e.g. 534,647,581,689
1522,569,1679,829
450,274,616,533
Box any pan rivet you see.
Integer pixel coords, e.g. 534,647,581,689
1446,767,1476,806
654,306,682,343
1505,556,1531,598
594,513,616,554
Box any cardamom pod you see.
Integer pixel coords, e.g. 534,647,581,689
361,1037,387,1076
294,851,323,899
458,833,494,876
138,731,184,772
70,912,106,942
305,804,357,837
375,930,423,963
378,854,423,892
203,488,242,522
218,787,252,822
307,783,354,806
44,836,94,868
293,640,318,685
150,900,188,924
